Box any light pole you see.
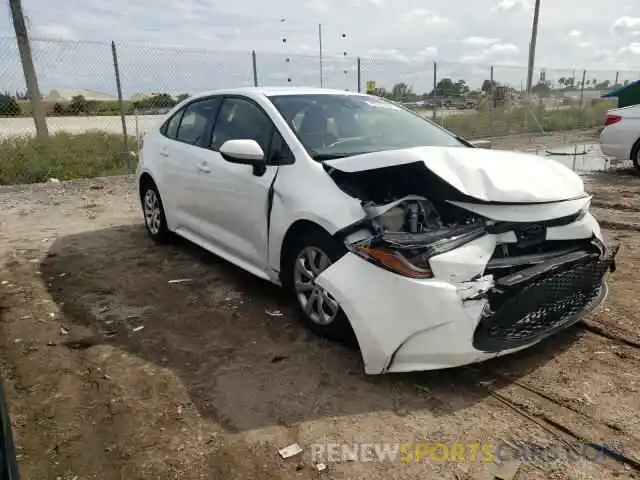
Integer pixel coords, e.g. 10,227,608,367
525,0,541,94
318,23,324,87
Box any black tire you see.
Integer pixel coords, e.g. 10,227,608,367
631,138,640,173
140,180,171,243
282,228,355,343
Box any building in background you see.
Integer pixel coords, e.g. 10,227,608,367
45,88,115,102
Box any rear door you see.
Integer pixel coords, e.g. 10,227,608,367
159,97,220,235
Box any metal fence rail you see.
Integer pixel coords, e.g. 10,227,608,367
1,36,638,145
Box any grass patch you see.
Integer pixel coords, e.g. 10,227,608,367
422,102,613,138
0,132,133,185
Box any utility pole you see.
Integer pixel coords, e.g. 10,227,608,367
318,23,324,88
525,0,541,94
9,0,48,138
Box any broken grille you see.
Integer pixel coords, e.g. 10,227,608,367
473,248,617,353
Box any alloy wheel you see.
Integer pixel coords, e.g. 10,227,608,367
293,246,340,326
143,189,162,235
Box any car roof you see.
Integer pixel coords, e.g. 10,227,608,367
187,86,366,101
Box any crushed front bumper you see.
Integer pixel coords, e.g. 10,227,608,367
315,235,619,375
473,245,618,353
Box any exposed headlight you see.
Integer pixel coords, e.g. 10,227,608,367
347,224,487,279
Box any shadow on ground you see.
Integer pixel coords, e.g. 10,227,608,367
40,224,582,432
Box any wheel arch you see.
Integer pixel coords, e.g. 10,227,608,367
278,219,333,284
138,171,157,200
630,136,640,169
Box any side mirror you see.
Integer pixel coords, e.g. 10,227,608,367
219,139,266,176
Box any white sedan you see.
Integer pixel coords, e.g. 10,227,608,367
136,87,618,374
600,104,640,171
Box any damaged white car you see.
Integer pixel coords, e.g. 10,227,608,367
137,87,618,374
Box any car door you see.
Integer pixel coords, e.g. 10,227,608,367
197,96,293,275
160,97,220,236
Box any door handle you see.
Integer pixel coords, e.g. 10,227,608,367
197,163,211,173
159,148,169,157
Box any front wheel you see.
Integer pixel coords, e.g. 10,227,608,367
283,229,354,343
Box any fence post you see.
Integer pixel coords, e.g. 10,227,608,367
356,57,361,93
10,0,48,138
111,40,129,168
579,69,587,131
579,69,586,108
252,50,258,87
432,61,437,121
489,65,494,137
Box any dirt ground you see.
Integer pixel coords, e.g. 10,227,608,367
1,141,640,479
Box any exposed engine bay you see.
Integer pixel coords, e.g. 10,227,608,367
326,161,605,283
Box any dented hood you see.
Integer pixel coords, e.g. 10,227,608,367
324,146,586,203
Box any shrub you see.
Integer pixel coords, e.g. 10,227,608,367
0,132,133,185
0,93,21,116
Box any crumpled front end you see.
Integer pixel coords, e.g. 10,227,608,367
315,191,618,374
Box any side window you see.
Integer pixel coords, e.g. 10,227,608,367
268,130,294,165
211,98,274,153
175,98,220,146
162,110,184,139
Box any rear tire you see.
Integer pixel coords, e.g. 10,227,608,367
140,181,171,243
282,228,355,343
631,138,640,173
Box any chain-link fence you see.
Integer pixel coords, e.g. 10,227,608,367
1,35,638,176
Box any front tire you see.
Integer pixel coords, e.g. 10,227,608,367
140,181,171,243
283,229,354,343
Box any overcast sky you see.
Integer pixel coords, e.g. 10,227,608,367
1,0,639,96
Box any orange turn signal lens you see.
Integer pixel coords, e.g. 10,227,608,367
353,245,433,279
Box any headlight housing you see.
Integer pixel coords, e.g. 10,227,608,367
347,224,487,279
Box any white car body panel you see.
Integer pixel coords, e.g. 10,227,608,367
325,146,585,203
137,87,615,375
600,104,640,161
447,196,591,223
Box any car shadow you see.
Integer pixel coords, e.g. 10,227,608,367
40,224,583,432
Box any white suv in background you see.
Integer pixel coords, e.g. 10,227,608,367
600,104,640,172
136,87,617,375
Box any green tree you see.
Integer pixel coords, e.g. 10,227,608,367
432,78,455,96
0,93,21,116
391,82,413,102
69,95,88,114
531,81,551,96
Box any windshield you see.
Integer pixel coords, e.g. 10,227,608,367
268,93,464,160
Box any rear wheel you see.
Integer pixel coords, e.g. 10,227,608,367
283,229,354,342
631,138,640,173
140,181,171,243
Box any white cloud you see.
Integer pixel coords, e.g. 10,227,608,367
400,9,449,25
460,42,519,63
492,0,528,12
618,42,640,55
612,16,640,34
576,41,593,48
32,24,77,40
568,29,582,37
413,46,438,61
462,36,499,46
486,43,519,54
